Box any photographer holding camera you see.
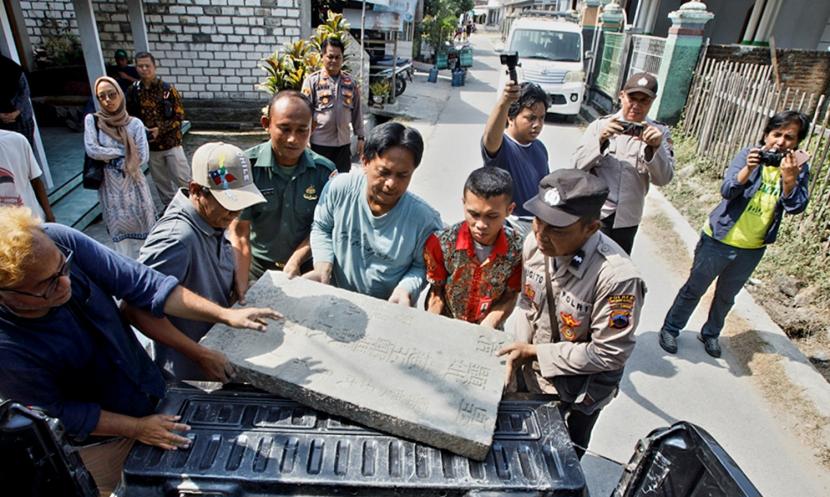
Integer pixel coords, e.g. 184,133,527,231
658,110,811,358
572,72,675,254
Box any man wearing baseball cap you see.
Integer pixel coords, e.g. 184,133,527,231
572,71,675,254
132,142,267,381
112,48,139,92
499,169,646,458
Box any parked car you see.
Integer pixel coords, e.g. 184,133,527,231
499,12,588,118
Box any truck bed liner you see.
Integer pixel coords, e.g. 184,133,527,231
122,387,586,496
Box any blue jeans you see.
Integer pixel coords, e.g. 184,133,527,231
662,233,765,338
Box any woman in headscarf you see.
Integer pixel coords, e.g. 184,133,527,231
84,76,156,258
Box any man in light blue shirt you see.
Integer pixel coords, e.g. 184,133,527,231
309,122,442,305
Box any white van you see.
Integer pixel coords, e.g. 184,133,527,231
501,13,586,117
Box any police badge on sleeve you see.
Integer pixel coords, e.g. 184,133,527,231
608,295,635,330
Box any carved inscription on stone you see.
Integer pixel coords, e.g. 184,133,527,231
200,271,507,460
349,337,432,370
457,399,490,426
475,334,503,355
444,359,490,389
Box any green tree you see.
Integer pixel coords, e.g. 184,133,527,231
425,0,474,17
421,0,474,56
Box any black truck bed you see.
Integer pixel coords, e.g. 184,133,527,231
122,386,586,496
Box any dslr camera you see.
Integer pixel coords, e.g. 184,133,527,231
758,149,784,167
618,120,645,138
500,51,520,83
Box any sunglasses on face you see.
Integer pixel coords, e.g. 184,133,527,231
0,249,73,299
97,91,119,102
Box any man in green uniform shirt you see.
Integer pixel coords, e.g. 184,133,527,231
229,90,335,299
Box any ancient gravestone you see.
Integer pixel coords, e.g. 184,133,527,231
200,271,508,460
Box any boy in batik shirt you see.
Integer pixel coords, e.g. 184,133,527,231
425,167,523,328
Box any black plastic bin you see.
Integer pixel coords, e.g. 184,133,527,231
614,421,762,497
0,401,98,497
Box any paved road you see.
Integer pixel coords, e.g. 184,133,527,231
406,33,830,497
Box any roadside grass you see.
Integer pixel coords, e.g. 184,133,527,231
726,318,830,469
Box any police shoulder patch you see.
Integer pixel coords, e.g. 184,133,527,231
608,294,635,330
608,294,635,310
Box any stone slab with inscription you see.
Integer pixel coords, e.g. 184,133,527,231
200,271,509,460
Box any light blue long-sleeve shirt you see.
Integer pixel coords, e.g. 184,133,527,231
311,172,442,301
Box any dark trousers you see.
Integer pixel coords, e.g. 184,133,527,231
311,143,352,173
600,213,638,255
516,371,604,459
559,403,601,459
661,233,765,339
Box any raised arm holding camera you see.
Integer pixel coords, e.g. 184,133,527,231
658,110,811,358
572,72,674,254
482,76,550,240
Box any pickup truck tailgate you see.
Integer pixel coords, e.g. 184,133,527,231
122,387,586,496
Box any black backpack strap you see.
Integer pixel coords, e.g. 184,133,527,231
126,81,140,114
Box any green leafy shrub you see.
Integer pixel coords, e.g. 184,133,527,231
258,11,351,95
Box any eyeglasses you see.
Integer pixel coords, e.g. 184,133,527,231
0,249,73,299
97,91,119,102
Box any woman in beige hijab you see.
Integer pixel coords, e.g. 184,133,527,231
84,76,156,258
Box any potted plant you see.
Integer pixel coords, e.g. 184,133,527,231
258,11,352,97
369,80,391,106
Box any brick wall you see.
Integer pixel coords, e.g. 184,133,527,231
19,0,305,100
22,1,78,49
705,44,830,108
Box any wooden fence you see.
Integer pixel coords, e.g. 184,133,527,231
681,57,830,253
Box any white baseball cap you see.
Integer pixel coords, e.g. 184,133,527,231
191,142,266,211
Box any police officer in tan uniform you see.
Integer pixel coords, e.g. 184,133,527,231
302,37,365,173
499,169,646,458
572,72,674,254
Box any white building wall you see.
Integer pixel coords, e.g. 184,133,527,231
19,0,305,100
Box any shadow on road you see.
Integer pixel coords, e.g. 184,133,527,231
581,453,625,497
617,330,739,424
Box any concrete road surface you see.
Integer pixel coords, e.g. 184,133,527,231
406,33,830,497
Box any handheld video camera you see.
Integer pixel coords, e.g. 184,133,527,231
500,51,520,83
758,149,784,167
618,120,646,138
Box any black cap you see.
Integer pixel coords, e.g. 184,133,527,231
114,49,128,59
623,72,658,98
523,169,609,227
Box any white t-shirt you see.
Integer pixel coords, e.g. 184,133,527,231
473,239,494,263
0,130,45,219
